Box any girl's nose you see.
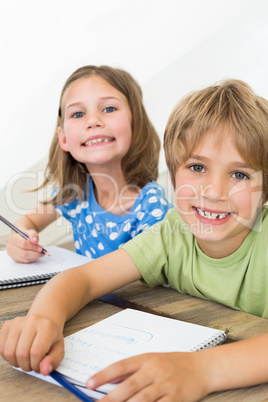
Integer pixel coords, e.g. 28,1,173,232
86,111,103,129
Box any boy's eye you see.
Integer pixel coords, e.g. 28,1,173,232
103,106,117,113
72,112,85,118
189,164,205,173
232,171,248,180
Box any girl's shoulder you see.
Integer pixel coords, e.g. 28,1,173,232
136,181,173,207
129,181,173,221
139,180,170,198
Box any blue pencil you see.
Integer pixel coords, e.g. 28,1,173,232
50,371,95,402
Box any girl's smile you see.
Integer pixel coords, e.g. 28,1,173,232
82,135,115,147
174,127,263,258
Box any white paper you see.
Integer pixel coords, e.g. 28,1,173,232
0,246,91,282
57,308,226,393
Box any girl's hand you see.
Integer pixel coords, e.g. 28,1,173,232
0,314,64,375
6,229,44,263
86,352,210,402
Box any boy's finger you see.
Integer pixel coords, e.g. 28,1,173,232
87,355,145,389
39,340,65,376
88,357,153,402
16,325,39,372
27,321,64,373
0,318,24,368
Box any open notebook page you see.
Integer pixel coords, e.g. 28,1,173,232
57,308,226,395
0,246,91,286
15,308,226,399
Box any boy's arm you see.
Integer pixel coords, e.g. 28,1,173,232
0,249,141,374
86,333,268,401
6,204,59,262
203,333,268,391
29,248,141,325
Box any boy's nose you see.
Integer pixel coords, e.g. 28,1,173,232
201,176,227,202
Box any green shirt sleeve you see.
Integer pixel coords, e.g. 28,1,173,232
122,209,178,287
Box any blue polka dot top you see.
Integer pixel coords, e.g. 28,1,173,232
54,179,173,259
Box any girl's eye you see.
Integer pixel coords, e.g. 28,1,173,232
232,171,249,180
189,164,205,173
103,106,117,113
72,112,85,118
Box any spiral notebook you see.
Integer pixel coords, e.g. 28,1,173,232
18,308,227,398
23,308,225,399
0,246,91,289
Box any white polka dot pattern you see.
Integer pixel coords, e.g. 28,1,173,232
55,180,173,259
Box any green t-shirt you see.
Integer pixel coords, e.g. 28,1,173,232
123,206,268,318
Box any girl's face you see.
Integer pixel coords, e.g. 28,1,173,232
57,75,132,173
174,128,263,258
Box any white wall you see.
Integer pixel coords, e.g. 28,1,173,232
1,0,268,243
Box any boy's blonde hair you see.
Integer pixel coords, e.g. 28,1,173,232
164,79,268,202
41,65,160,205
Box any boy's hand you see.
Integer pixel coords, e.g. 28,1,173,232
6,229,44,263
0,314,64,375
86,352,210,401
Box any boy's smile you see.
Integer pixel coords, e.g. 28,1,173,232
174,127,263,258
193,207,232,224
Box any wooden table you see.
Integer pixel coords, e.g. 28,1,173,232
1,280,268,401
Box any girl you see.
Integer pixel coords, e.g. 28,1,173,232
7,65,172,262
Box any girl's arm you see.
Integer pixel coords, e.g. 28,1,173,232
6,204,59,263
87,333,268,401
0,248,141,375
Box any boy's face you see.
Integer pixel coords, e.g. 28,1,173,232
174,128,263,258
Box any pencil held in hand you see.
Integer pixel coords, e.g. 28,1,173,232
0,215,50,256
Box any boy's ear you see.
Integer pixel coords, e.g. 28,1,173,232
57,126,69,152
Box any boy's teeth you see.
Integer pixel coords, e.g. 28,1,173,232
196,208,230,220
84,138,113,146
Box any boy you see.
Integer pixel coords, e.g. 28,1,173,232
1,79,268,401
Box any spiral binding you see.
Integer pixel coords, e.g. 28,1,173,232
189,331,227,351
0,272,58,289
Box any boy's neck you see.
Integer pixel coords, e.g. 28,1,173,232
196,228,252,259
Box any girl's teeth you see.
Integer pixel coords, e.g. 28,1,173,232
84,138,113,146
196,208,230,220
